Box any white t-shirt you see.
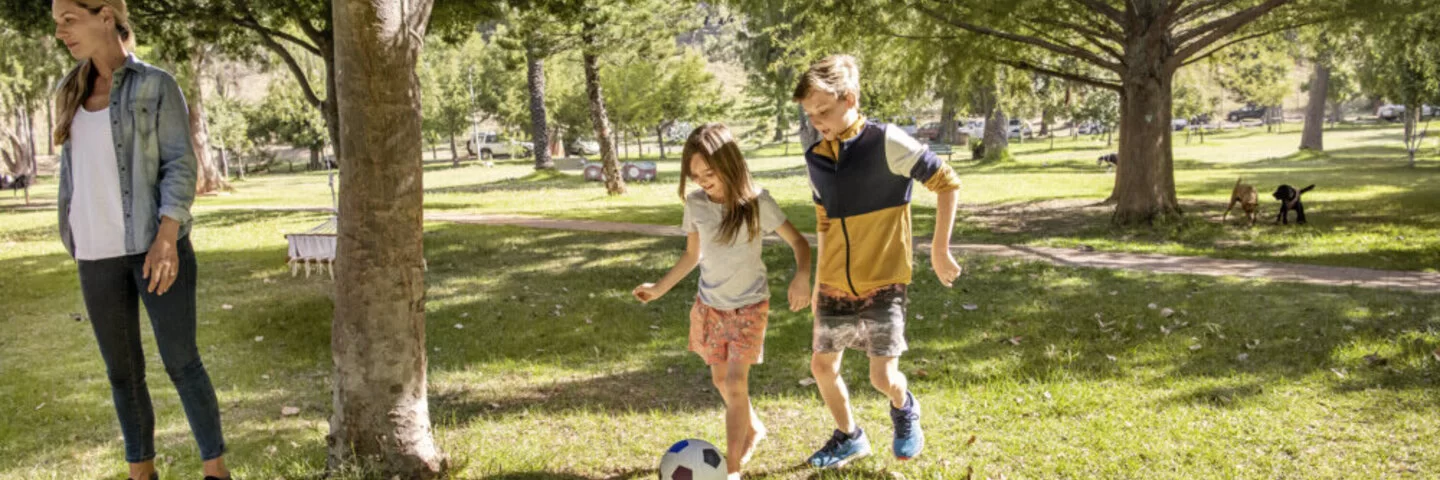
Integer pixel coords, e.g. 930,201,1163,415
68,107,128,261
682,187,787,309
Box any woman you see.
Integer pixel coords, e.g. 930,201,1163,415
52,1,231,478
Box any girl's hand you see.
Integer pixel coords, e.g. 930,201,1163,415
787,276,810,312
144,235,180,295
633,283,665,304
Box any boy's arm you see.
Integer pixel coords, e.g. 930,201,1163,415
931,188,961,287
883,125,963,286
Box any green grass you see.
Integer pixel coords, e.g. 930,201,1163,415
17,121,1430,271
2,208,1439,478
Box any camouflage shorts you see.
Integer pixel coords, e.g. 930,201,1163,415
812,284,908,357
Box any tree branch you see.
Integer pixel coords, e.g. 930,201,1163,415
1066,0,1125,24
252,30,324,109
1177,18,1325,68
992,57,1123,91
1174,0,1241,24
912,3,1124,73
1173,0,1293,52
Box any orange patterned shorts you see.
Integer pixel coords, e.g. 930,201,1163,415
688,298,769,365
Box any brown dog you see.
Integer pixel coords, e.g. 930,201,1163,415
1222,177,1259,225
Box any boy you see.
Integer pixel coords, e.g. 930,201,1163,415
793,54,962,467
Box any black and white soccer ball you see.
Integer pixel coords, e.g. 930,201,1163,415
658,438,725,480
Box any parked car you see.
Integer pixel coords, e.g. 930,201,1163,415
1377,104,1406,121
916,121,942,141
1171,118,1189,131
1006,119,1034,139
961,120,985,138
1189,113,1212,126
567,138,601,156
1076,121,1108,135
1226,104,1267,122
467,131,532,159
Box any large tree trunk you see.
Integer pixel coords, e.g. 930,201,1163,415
1404,105,1421,168
1109,35,1180,224
1300,62,1329,151
773,97,789,143
938,94,957,144
1040,108,1052,137
799,106,820,149
526,47,554,170
321,42,342,170
329,1,447,478
581,27,625,195
187,47,227,195
982,107,1008,161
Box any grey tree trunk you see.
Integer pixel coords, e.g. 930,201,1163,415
329,0,447,477
527,47,554,170
581,26,625,195
1300,62,1330,151
1108,31,1180,224
938,94,957,144
982,107,1008,161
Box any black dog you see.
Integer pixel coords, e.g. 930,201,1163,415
0,173,31,192
1272,184,1314,225
1097,153,1118,168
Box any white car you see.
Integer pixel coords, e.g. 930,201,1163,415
467,131,532,159
567,138,601,156
1006,119,1034,139
1377,104,1406,121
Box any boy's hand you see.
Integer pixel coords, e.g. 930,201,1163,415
932,249,962,287
632,283,665,304
787,276,811,312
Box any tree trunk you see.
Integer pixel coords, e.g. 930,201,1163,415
656,124,667,160
798,106,820,149
1329,100,1343,126
938,94,956,144
1300,62,1329,151
1040,108,1052,137
526,47,554,170
580,31,625,195
187,47,226,195
322,43,342,170
310,147,322,170
449,134,458,167
329,1,447,478
1404,105,1421,168
1109,36,1180,225
982,107,1008,161
217,147,229,179
773,96,789,143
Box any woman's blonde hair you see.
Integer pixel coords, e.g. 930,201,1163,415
53,0,136,145
679,123,761,245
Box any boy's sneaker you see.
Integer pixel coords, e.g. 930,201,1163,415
806,428,872,469
891,391,924,460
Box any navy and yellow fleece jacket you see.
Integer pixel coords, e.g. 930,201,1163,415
807,117,961,296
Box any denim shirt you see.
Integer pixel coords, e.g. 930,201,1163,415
57,54,196,259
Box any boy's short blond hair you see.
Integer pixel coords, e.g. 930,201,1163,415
792,54,860,102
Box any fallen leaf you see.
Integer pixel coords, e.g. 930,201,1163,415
1043,391,1052,400
70,312,84,322
649,325,660,330
1331,368,1347,378
1189,344,1202,351
1109,291,1118,296
799,378,817,387
1363,353,1388,367
281,406,300,416
1106,354,1118,362
34,402,45,411
966,435,977,446
1077,245,1096,252
460,312,469,318
962,303,979,311
1008,336,1023,346
1432,348,1440,362
254,336,265,342
453,324,464,330
916,314,926,320
265,445,278,456
488,402,500,409
584,318,593,324
1246,339,1261,350
1237,353,1249,362
1148,303,1159,310
261,374,270,380
222,304,233,310
1160,308,1175,318
915,369,929,378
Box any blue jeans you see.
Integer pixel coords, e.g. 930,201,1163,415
77,236,226,463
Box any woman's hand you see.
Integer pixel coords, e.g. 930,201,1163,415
144,233,179,295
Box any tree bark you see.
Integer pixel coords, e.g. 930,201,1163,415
581,27,625,195
526,47,554,170
1300,61,1329,151
187,47,227,195
1109,33,1180,224
449,134,458,167
329,1,447,478
938,94,957,144
1404,105,1421,168
982,107,1008,161
1040,108,1052,137
773,96,789,143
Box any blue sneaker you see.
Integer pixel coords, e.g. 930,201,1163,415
807,428,872,469
891,391,924,460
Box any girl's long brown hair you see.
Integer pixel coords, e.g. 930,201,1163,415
679,123,761,245
53,0,136,145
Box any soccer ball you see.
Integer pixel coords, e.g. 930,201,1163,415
658,438,726,480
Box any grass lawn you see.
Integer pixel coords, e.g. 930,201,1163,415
11,122,1434,272
2,207,1438,479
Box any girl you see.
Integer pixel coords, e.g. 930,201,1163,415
633,123,812,479
52,1,231,478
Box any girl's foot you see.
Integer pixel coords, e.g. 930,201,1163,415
739,423,767,466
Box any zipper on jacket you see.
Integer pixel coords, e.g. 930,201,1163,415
839,217,859,296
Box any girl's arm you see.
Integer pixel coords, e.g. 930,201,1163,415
774,220,812,312
633,231,702,303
